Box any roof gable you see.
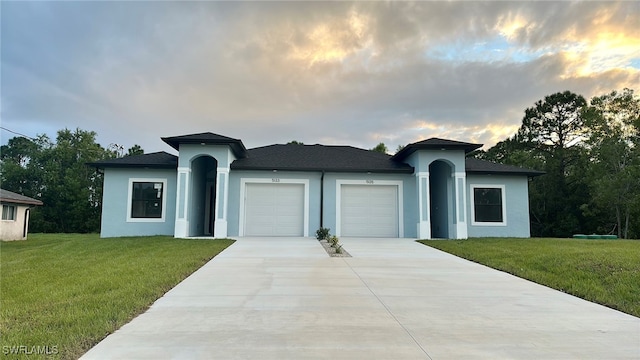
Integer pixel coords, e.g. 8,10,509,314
0,189,43,206
161,132,247,158
88,152,178,169
392,137,483,161
232,144,414,173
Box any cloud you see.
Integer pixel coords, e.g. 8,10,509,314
1,1,638,153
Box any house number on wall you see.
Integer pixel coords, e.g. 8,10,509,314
366,180,374,184
272,178,280,183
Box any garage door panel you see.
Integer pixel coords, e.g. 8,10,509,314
341,185,399,237
244,183,304,236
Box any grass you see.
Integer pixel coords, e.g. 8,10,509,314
0,234,234,359
419,238,640,318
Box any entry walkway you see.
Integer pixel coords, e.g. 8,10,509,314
82,237,640,359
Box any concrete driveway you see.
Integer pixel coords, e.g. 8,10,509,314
82,237,640,359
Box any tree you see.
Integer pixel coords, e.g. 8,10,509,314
476,91,591,237
287,140,304,145
127,144,144,156
583,88,640,238
30,129,112,232
371,142,388,154
0,136,43,196
0,128,137,233
518,90,587,174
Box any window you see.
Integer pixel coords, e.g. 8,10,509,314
471,185,506,226
127,179,167,222
2,205,16,221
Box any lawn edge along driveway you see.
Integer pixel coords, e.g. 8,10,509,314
0,234,234,360
419,237,640,318
81,237,640,360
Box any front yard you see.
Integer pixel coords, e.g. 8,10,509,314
0,234,234,359
419,238,640,318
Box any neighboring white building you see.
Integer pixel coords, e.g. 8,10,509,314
0,189,43,241
90,132,544,239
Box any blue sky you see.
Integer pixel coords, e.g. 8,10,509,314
1,1,639,153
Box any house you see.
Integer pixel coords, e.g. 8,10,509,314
89,132,543,239
0,189,43,241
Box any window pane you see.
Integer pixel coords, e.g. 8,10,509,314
474,188,503,223
131,182,163,218
2,205,16,221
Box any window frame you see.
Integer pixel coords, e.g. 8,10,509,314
126,178,167,222
2,204,17,221
470,184,507,226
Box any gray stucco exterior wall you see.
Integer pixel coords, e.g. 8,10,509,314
96,140,535,239
466,174,531,237
100,168,177,237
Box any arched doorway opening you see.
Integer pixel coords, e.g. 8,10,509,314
429,160,454,238
190,156,217,237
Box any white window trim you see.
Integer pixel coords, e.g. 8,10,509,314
2,204,17,221
238,178,310,237
470,184,507,226
127,178,168,223
336,179,404,237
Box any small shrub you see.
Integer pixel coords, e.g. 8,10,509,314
328,235,339,247
316,227,331,240
335,244,343,254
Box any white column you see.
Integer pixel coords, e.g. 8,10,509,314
417,172,431,239
454,171,468,239
213,167,229,238
174,167,190,238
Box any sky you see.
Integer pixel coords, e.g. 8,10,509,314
1,1,639,154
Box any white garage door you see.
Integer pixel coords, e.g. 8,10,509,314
340,185,399,237
244,183,305,236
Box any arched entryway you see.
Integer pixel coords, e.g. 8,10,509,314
429,160,454,238
189,156,217,237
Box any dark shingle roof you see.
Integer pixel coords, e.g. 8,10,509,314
88,152,178,169
393,138,483,160
0,189,43,206
465,158,545,176
85,137,541,177
231,144,414,173
161,132,247,158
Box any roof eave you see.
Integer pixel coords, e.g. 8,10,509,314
87,163,178,169
230,166,414,174
0,199,43,206
160,137,248,158
392,144,482,161
466,170,545,177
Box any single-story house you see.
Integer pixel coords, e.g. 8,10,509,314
0,189,43,241
89,132,543,239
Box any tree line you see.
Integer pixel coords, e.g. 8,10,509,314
0,129,143,233
1,88,638,237
371,89,639,238
475,88,639,238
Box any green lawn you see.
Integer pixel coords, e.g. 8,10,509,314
419,238,640,318
0,234,234,359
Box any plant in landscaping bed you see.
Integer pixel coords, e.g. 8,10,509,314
328,235,343,253
315,229,349,256
316,227,330,240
